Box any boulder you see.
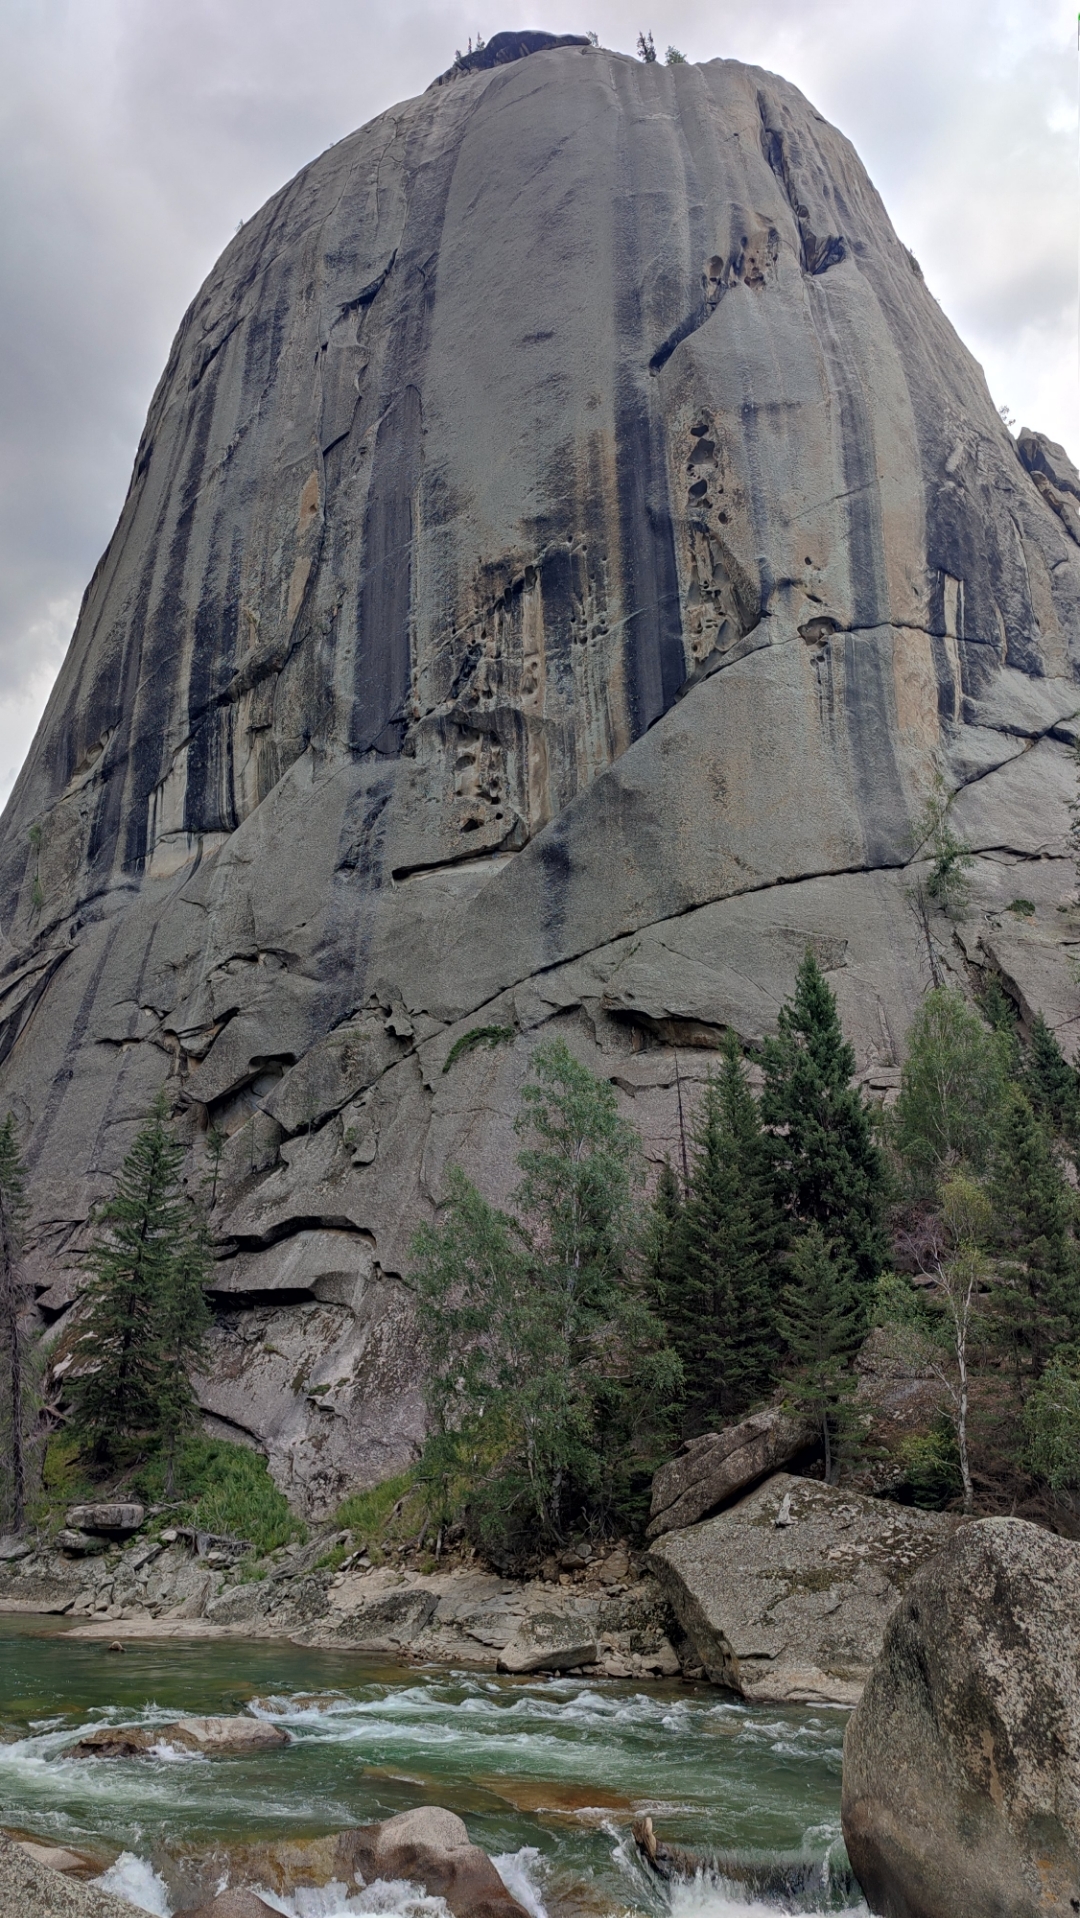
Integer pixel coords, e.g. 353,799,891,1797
65,1505,144,1536
220,1809,530,1918
842,1517,1080,1918
647,1409,814,1537
497,1615,598,1673
344,1807,530,1918
65,1716,288,1759
647,1473,954,1704
54,1531,109,1555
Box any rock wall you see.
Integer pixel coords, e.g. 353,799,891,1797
2,40,1079,1509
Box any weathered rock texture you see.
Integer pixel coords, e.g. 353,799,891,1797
647,1408,814,1536
2,42,1079,1509
842,1518,1080,1918
647,1472,955,1704
0,1835,134,1918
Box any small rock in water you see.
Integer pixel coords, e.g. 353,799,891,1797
106,1640,125,1654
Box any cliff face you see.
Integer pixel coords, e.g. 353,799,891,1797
4,43,1079,1511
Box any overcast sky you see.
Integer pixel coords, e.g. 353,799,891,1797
0,0,1075,800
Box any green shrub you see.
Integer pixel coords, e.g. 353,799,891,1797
442,1026,515,1074
134,1438,304,1556
1007,899,1036,917
896,1419,963,1509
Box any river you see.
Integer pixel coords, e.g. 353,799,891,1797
0,1617,866,1916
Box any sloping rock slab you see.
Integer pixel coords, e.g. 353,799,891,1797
647,1409,814,1537
842,1517,1080,1918
647,1473,955,1704
66,1716,288,1759
0,1834,135,1918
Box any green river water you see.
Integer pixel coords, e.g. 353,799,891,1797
0,1617,865,1917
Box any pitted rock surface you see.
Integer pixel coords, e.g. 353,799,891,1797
843,1518,1080,1918
647,1472,956,1704
2,48,1079,1510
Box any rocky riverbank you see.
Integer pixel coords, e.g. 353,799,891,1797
1,1464,964,1702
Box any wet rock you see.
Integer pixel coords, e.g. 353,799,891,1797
842,1517,1080,1918
647,1409,815,1537
65,1716,289,1759
65,1505,145,1536
177,1894,279,1918
347,1807,530,1918
647,1473,955,1704
221,1809,529,1918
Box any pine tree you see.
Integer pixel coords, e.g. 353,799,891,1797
990,1089,1080,1380
69,1095,210,1468
762,951,888,1316
0,1116,32,1531
1024,1014,1079,1145
660,1036,781,1430
776,1225,862,1482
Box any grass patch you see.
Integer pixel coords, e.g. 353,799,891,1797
134,1439,305,1556
1006,898,1036,917
335,1470,425,1549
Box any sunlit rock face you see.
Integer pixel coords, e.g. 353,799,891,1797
3,43,1078,1510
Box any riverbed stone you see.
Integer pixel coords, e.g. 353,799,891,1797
842,1517,1080,1918
177,1895,279,1918
647,1409,815,1537
220,1810,529,1918
65,1716,288,1759
647,1473,956,1704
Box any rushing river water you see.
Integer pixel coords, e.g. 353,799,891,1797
0,1618,866,1917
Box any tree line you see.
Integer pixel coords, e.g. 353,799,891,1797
4,952,1080,1557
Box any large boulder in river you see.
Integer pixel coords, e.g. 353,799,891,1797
647,1408,814,1537
647,1473,954,1704
66,1716,289,1759
3,38,1079,1512
842,1517,1080,1918
220,1808,529,1918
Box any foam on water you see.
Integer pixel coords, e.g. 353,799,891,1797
95,1851,172,1914
491,1846,549,1918
255,1877,455,1917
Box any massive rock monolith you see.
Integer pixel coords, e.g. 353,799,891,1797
3,36,1078,1509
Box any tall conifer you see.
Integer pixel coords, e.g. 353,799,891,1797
762,951,887,1316
69,1095,210,1466
1024,1014,1079,1145
776,1224,862,1482
660,1035,780,1429
990,1089,1080,1379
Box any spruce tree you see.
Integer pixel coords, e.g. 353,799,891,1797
69,1095,210,1467
761,951,887,1316
776,1225,862,1482
660,1036,781,1430
990,1089,1080,1380
0,1115,32,1531
1024,1014,1079,1145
